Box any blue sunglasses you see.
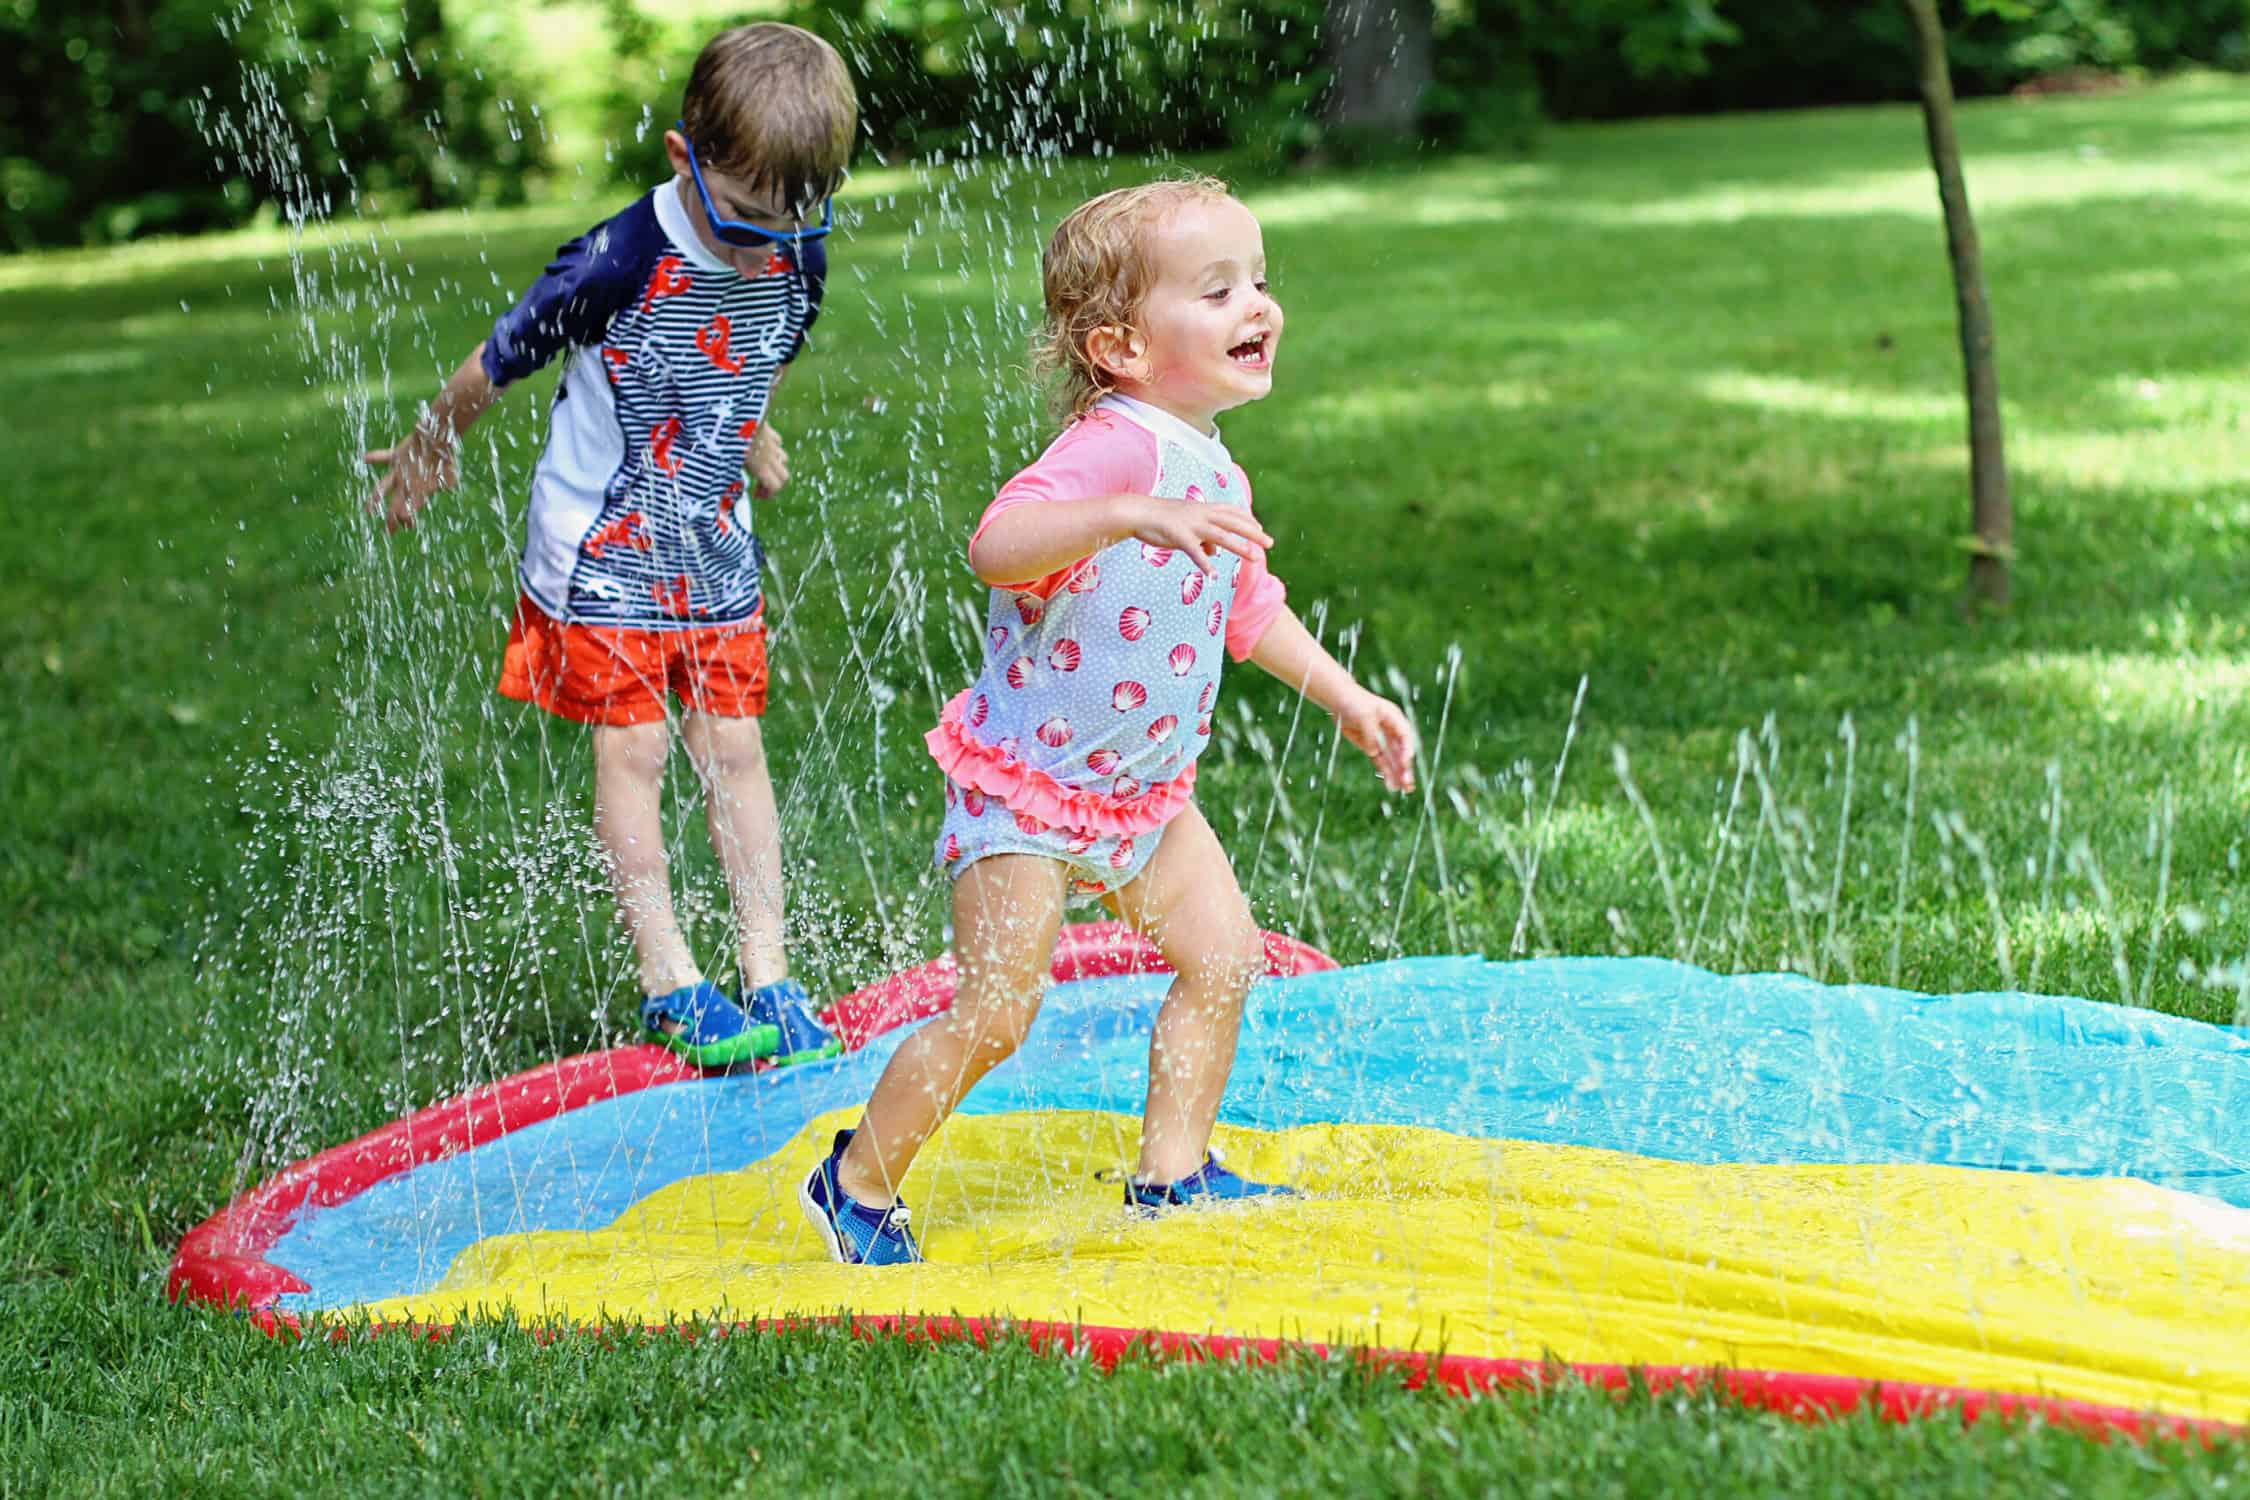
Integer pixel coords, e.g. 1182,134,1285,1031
677,126,835,251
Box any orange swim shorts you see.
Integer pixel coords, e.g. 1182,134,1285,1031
497,595,769,726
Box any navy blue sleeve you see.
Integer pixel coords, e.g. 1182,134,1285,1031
784,236,828,363
482,197,667,388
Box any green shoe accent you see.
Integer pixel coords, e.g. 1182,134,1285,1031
657,1022,780,1069
767,1038,845,1069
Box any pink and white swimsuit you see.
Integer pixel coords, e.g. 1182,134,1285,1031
925,395,1286,897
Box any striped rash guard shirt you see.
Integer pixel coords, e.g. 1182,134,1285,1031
482,181,826,629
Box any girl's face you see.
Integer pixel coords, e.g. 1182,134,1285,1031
1100,195,1282,431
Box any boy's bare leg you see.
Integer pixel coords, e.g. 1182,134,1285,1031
682,711,787,991
592,721,700,998
1106,803,1265,1185
836,854,1064,1206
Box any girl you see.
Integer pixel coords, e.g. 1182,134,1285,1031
801,177,1417,1264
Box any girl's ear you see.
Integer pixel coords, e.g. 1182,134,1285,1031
1085,324,1146,384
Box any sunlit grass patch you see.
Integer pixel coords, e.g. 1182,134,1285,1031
1973,650,2250,723
1287,378,1553,439
2010,428,2250,494
1693,371,1961,426
1245,165,1545,228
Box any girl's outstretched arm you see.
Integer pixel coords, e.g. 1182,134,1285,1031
970,493,1271,587
1247,607,1418,792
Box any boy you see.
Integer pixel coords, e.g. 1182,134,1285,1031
364,23,853,1068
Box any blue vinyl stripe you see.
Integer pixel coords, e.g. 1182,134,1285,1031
267,957,2250,1310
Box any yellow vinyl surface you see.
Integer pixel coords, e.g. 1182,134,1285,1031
350,1109,2250,1420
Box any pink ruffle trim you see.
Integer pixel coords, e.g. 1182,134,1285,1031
925,691,1197,838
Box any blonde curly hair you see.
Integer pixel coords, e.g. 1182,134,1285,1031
1031,175,1234,423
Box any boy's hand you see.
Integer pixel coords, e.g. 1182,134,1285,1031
1117,495,1272,576
1335,687,1418,793
748,422,790,498
364,419,459,533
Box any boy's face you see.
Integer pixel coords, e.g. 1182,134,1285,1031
1103,195,1282,431
663,130,818,277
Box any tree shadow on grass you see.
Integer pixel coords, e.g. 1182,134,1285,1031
1481,74,2250,206
1225,155,2249,620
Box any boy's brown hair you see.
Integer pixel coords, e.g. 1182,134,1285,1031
680,23,858,216
1031,175,1232,423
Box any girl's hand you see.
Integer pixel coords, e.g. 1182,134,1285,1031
1336,688,1418,793
1117,495,1272,576
364,419,459,533
748,422,790,498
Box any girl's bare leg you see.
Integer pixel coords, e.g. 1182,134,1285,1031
682,711,787,990
1106,803,1265,1184
835,853,1064,1206
591,720,699,997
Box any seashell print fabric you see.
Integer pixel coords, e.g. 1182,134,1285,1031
923,396,1287,875
933,772,1161,898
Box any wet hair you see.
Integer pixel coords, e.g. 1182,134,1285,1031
1031,175,1234,423
678,23,858,216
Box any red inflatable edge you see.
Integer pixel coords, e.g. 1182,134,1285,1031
236,1310,2241,1446
167,921,1333,1309
170,923,2240,1444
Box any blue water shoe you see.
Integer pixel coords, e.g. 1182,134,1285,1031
640,981,778,1069
745,977,844,1066
800,1129,921,1266
1124,1149,1297,1213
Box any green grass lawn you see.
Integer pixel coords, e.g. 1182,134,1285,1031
4,73,2249,1494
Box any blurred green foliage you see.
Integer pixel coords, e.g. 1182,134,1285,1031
585,0,2250,177
5,0,2248,249
1,0,540,250
1499,0,2250,118
578,0,1334,176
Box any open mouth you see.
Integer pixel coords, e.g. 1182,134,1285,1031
1227,333,1271,369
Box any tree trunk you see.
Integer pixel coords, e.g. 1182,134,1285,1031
1902,0,2012,611
1322,0,1435,137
